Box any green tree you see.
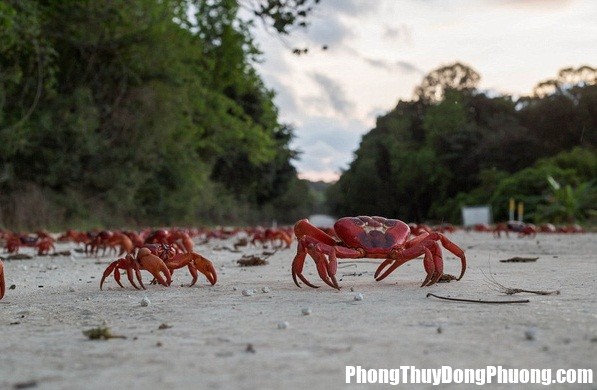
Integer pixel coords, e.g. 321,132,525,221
535,176,596,223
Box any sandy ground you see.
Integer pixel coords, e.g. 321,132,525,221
0,230,596,389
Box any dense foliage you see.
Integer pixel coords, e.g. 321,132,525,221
327,63,596,224
0,0,317,229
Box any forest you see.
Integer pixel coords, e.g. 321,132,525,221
327,63,596,225
1,1,595,231
0,0,319,229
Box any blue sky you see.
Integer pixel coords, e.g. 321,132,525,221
252,0,597,182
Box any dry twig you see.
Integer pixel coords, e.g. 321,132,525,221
499,257,539,263
237,255,269,266
426,293,529,304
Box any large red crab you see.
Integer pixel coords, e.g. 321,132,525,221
292,216,466,289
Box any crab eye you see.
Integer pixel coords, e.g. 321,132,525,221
368,219,382,228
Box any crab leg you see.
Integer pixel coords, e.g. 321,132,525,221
192,256,217,286
294,219,338,245
112,267,127,289
134,262,146,289
291,241,319,288
292,235,363,290
374,240,438,283
375,234,463,286
100,262,122,290
184,261,217,287
137,248,171,287
292,219,343,288
434,232,466,280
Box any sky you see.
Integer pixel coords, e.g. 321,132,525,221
251,0,597,182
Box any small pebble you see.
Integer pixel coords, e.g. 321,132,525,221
354,293,364,301
68,287,75,292
525,328,536,341
277,321,289,329
242,289,254,296
13,380,37,389
232,286,237,291
261,287,270,293
301,307,312,316
140,296,151,307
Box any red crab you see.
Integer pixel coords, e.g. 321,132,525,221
517,223,537,238
292,216,466,289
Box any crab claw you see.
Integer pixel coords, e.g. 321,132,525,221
0,260,5,300
309,246,339,289
165,253,217,286
137,248,172,287
125,259,145,290
191,254,217,286
179,233,194,253
100,258,144,290
292,239,341,289
438,234,466,281
420,247,443,287
291,241,319,288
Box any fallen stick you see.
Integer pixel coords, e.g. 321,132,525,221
482,269,560,295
